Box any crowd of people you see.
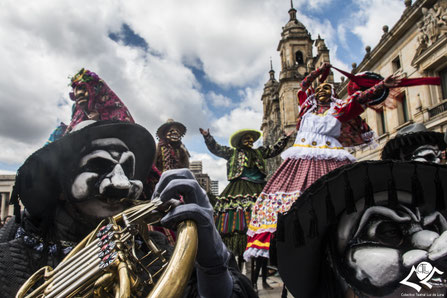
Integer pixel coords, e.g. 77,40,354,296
0,65,446,298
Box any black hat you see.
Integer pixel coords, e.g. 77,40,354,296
347,71,389,106
276,160,447,297
156,119,187,140
381,123,446,160
11,121,156,219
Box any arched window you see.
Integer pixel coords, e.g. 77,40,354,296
295,51,304,65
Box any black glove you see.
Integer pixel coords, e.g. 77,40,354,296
153,169,233,297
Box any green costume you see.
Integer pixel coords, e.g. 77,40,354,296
203,130,289,256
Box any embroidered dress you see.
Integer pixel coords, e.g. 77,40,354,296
244,67,386,260
214,169,266,256
203,133,289,256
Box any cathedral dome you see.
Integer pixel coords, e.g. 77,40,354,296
284,17,306,31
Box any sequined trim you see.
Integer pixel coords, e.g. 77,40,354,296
15,226,75,255
293,143,344,150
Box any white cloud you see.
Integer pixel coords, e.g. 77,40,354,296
337,23,349,49
207,91,232,108
121,0,285,87
212,108,263,140
189,152,229,193
350,0,405,48
210,84,264,140
305,0,333,12
0,170,16,175
0,0,407,174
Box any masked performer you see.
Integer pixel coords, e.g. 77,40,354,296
47,68,161,199
382,122,446,163
155,119,190,172
66,68,134,133
245,63,401,261
276,160,447,297
0,121,256,298
200,127,291,289
154,119,190,243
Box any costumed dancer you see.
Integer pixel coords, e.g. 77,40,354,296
155,119,190,172
66,68,134,132
152,119,191,244
47,68,161,199
200,127,291,289
276,160,447,297
245,63,402,261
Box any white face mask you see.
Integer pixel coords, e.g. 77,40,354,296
411,145,441,164
334,192,447,297
70,138,143,218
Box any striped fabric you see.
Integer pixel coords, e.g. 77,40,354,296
214,178,264,256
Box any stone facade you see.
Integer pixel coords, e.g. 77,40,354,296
261,3,334,176
0,174,16,226
337,0,447,161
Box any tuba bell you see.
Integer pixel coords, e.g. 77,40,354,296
16,199,198,298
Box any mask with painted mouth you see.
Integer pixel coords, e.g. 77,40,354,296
240,134,254,148
411,145,442,164
74,85,89,108
333,193,447,297
166,127,182,143
315,83,332,103
69,137,143,219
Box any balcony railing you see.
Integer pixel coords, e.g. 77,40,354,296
428,100,447,118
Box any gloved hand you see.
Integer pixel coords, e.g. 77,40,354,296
152,169,233,297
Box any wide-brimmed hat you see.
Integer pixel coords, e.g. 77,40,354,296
347,71,389,106
381,123,446,160
11,121,156,219
156,119,187,140
229,129,261,148
276,160,447,297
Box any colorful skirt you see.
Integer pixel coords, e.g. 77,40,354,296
214,178,265,256
244,157,351,260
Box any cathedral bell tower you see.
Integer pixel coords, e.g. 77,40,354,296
260,1,333,176
260,60,281,176
277,0,315,131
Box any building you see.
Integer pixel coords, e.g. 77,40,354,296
261,1,335,175
189,160,203,175
210,180,219,196
337,0,447,160
189,161,214,193
0,174,16,225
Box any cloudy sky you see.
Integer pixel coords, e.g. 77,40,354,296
0,0,405,191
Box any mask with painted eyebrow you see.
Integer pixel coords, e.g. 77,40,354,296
411,145,441,164
331,203,447,297
67,138,143,221
315,83,333,103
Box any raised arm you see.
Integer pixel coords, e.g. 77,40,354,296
300,63,331,91
257,130,293,159
200,128,233,160
335,75,402,123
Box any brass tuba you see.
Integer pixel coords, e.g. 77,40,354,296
16,199,198,298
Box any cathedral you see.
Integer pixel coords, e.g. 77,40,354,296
260,2,336,176
261,0,447,175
